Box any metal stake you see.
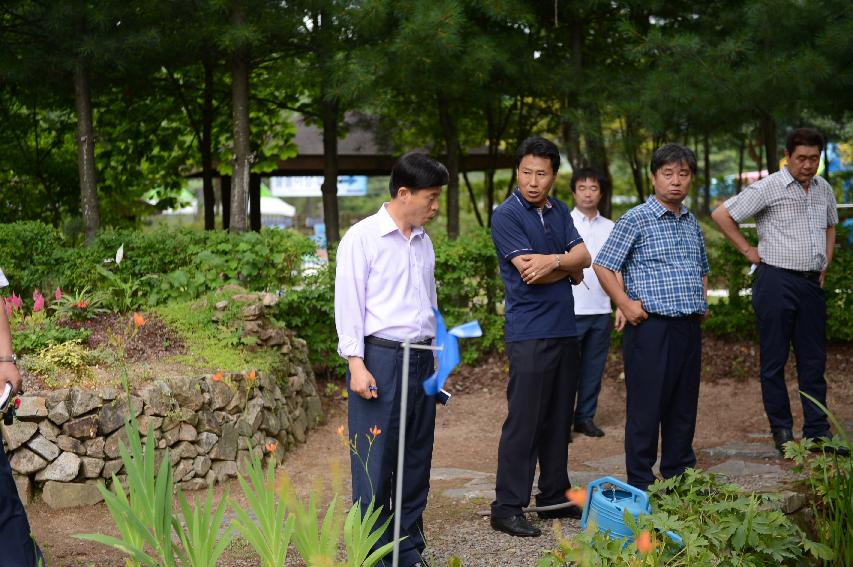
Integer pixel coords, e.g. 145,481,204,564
392,340,442,567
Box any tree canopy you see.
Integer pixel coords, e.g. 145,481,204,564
1,0,851,240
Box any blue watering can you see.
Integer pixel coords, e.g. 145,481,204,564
580,476,682,546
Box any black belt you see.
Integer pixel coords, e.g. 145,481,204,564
365,336,433,349
764,263,820,283
647,312,703,323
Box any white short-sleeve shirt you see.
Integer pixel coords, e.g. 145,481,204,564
570,208,615,315
0,268,7,288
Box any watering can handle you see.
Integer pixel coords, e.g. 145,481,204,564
586,476,649,508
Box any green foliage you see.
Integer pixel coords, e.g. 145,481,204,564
94,265,152,313
785,392,853,566
0,221,65,293
0,223,315,310
27,340,98,384
78,412,395,567
175,488,234,567
275,266,344,377
824,234,853,342
154,292,279,373
76,418,180,567
51,287,106,322
433,228,504,364
288,492,341,565
541,468,832,566
705,231,853,343
343,500,396,567
12,317,91,355
77,411,233,567
230,449,293,567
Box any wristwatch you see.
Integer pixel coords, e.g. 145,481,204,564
0,354,17,365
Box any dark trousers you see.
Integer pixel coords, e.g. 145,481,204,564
491,337,580,519
752,263,829,437
573,314,611,423
347,341,436,567
1,441,40,567
623,316,701,491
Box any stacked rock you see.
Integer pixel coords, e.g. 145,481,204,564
2,361,322,509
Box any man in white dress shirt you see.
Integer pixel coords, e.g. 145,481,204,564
335,152,448,567
569,168,623,438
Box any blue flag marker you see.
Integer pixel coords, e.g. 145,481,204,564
422,308,482,395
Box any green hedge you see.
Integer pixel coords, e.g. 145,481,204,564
705,225,853,342
0,223,315,307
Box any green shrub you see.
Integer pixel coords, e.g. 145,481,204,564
785,393,852,566
705,226,853,343
0,221,66,294
274,266,343,377
0,222,316,307
12,318,91,355
433,228,504,365
541,468,833,566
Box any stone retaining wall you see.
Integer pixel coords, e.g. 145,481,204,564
2,334,323,509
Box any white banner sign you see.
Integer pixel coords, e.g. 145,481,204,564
270,175,368,197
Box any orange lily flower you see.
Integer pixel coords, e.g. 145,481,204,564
133,312,145,328
212,372,224,382
246,369,257,382
566,486,587,509
265,442,278,453
635,531,655,554
336,425,346,437
369,425,382,437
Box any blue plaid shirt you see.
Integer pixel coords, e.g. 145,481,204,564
594,196,709,317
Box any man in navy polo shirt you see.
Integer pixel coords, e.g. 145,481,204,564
489,136,591,538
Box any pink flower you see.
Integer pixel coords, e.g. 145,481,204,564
54,287,62,301
9,293,22,310
33,290,45,313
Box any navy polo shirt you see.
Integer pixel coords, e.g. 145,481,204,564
491,190,584,342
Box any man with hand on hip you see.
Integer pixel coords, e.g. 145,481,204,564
711,128,844,456
490,136,591,538
335,152,448,567
594,143,709,491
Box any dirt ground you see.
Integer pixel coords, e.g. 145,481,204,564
25,337,853,566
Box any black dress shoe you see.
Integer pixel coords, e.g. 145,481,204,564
574,419,605,437
772,428,794,453
537,503,583,520
490,514,542,537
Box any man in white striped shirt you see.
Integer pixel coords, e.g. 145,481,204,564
711,128,844,455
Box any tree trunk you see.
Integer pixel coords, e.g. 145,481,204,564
201,57,215,230
221,175,232,230
761,114,779,173
321,97,341,247
74,58,99,244
736,133,745,193
620,117,646,204
437,96,460,239
585,105,612,218
702,130,711,216
249,172,261,231
461,168,484,227
229,5,251,233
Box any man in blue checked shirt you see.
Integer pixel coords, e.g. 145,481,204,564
593,144,709,491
